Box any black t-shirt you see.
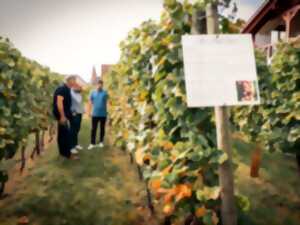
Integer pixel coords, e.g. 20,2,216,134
53,84,72,120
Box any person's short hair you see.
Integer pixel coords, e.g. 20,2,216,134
97,79,103,85
64,75,77,83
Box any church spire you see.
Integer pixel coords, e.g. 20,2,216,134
90,66,98,85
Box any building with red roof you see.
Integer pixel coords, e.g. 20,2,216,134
242,0,300,59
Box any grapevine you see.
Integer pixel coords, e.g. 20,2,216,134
0,37,62,195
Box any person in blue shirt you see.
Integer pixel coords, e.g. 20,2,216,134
88,79,108,149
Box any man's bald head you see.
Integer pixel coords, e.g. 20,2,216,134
64,75,77,88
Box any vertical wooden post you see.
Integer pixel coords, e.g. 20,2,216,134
214,107,237,225
190,3,238,225
284,16,291,41
41,130,45,152
191,9,206,35
250,144,262,178
20,146,26,173
206,3,219,34
282,6,300,41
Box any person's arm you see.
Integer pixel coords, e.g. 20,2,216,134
57,95,67,124
87,92,93,117
106,92,111,108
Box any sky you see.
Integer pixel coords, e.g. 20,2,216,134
0,0,263,81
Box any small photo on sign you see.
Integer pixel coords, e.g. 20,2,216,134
236,80,258,102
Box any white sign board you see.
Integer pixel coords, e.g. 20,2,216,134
182,34,260,107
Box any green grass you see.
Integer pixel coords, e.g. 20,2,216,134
0,120,153,225
233,138,300,225
0,122,299,225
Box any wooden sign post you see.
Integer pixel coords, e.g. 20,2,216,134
182,3,255,225
183,4,260,225
206,4,237,225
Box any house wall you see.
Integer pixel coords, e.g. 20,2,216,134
255,33,270,46
254,17,285,46
291,12,300,37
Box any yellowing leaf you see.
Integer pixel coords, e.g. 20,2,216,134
175,184,192,202
143,154,151,162
162,165,172,175
218,153,228,164
150,179,161,191
139,91,148,101
163,203,174,215
162,141,174,151
195,206,207,218
122,130,129,139
171,155,177,162
0,127,6,135
157,57,166,67
164,191,175,203
197,187,220,201
135,148,144,165
212,211,219,225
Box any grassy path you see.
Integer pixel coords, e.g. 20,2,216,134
0,120,155,225
0,120,299,225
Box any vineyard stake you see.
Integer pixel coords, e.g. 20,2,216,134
206,3,237,225
214,107,237,225
191,3,237,225
20,146,26,173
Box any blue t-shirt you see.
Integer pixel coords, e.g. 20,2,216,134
90,90,108,117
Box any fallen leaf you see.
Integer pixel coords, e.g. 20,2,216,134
18,216,29,224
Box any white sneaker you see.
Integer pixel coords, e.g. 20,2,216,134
87,144,95,150
98,143,104,148
71,148,79,154
76,145,83,150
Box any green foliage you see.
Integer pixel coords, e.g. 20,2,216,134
106,0,242,224
232,42,300,155
0,37,62,184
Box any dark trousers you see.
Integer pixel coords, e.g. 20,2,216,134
70,114,82,148
91,117,107,144
57,122,72,158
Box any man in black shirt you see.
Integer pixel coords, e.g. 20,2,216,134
53,75,78,159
